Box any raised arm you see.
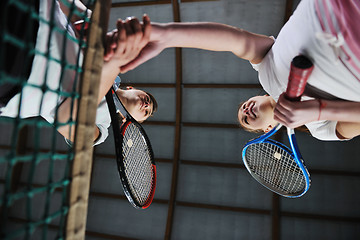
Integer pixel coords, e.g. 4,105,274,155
121,22,274,73
274,93,360,139
57,16,151,142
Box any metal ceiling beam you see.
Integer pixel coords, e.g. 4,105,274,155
164,0,182,239
283,0,294,23
281,211,360,223
272,1,295,239
177,201,271,215
111,0,218,8
121,83,175,88
121,83,262,88
89,191,169,205
85,230,139,240
144,121,240,129
8,216,138,240
183,83,262,88
272,194,281,240
182,122,239,128
11,182,360,224
112,0,171,8
87,190,360,224
181,159,244,169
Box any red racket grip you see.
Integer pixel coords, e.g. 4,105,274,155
286,55,314,101
73,20,89,32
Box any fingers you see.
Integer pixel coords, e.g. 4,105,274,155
276,93,293,110
274,93,297,127
116,19,127,54
104,30,118,61
274,105,291,125
274,93,321,128
124,16,151,54
128,17,143,49
141,14,151,48
104,15,152,69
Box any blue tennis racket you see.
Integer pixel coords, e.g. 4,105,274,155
242,55,313,198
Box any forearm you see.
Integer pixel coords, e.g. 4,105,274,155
97,61,121,104
56,98,78,141
318,100,360,139
318,100,360,123
152,22,274,63
55,60,119,142
56,98,99,142
274,94,360,132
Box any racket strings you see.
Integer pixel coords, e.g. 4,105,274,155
245,142,306,195
122,123,154,205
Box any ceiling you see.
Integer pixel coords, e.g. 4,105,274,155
1,0,360,240
86,0,360,239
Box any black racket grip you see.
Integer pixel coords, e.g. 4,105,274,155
285,55,314,101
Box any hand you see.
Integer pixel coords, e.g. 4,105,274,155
104,15,152,71
274,93,320,128
120,23,167,73
104,29,118,61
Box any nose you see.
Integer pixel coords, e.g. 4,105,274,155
144,100,149,107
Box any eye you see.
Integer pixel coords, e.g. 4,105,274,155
244,116,249,125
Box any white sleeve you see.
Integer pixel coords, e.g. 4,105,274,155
93,122,109,146
94,76,121,145
93,97,111,146
305,120,349,141
249,36,276,72
64,123,108,147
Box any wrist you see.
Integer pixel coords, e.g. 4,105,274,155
151,23,171,48
317,99,327,121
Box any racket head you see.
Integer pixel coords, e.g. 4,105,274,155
117,120,156,209
105,87,156,209
241,55,313,197
242,125,311,198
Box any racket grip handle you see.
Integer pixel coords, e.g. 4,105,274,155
74,20,89,32
285,55,314,101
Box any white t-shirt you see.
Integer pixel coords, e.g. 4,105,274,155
251,0,360,141
0,0,111,146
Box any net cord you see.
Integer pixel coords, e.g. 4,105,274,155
65,0,111,239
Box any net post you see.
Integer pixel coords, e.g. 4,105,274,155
65,0,111,239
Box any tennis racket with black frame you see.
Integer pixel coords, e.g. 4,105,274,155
242,55,314,198
105,83,156,209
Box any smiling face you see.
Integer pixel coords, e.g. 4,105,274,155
116,88,155,122
237,95,278,132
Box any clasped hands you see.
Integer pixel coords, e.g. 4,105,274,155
103,15,151,73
